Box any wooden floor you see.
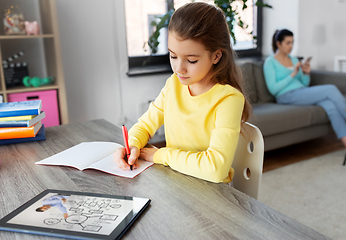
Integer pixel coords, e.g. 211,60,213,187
152,132,345,173
263,133,344,172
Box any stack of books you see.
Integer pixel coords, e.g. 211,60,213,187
0,100,46,145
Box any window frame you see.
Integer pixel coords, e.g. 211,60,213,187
126,2,264,77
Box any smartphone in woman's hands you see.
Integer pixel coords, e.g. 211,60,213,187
304,57,312,64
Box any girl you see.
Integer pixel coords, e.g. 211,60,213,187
263,29,346,149
114,2,251,183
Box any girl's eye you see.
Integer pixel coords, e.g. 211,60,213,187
170,55,177,60
188,60,198,64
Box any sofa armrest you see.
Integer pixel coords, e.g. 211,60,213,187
310,70,346,94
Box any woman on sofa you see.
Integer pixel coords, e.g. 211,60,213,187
263,29,346,149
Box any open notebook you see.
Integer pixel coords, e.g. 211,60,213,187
36,142,154,178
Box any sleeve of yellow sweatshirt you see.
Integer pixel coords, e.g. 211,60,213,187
153,92,244,183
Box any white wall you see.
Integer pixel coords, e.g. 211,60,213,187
56,0,120,125
298,0,346,71
56,0,169,127
262,0,299,57
262,0,346,71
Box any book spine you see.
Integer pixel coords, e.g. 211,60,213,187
0,109,40,118
0,115,35,121
0,126,36,139
0,125,45,145
0,121,29,128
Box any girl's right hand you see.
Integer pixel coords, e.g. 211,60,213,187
113,146,140,170
291,61,302,77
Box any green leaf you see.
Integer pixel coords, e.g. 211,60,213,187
242,0,248,10
255,1,273,8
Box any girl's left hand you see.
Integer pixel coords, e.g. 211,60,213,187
140,148,158,163
301,62,311,74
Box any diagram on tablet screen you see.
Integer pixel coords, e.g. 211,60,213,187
43,197,122,232
8,193,134,236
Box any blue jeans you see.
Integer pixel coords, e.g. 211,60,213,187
276,84,346,139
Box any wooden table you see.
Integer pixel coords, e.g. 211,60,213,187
0,119,330,240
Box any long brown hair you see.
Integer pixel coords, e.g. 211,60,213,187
168,2,252,122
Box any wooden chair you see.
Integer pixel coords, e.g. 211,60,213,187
232,122,264,200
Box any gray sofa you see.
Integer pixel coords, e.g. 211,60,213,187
238,60,346,151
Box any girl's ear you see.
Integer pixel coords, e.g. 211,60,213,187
213,49,222,64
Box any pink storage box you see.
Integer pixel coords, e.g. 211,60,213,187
7,90,60,127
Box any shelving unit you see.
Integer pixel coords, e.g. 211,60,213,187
0,0,68,125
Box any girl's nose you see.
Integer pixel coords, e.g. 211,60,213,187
175,60,186,74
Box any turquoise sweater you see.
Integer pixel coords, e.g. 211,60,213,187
263,55,310,97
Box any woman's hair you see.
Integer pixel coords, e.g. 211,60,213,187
168,2,252,123
272,29,293,53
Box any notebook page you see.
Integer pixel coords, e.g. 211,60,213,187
87,154,154,178
36,142,123,170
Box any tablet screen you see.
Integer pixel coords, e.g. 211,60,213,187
0,189,150,240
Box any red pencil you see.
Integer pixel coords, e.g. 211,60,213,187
122,125,132,170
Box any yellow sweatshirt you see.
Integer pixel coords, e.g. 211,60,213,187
128,74,244,183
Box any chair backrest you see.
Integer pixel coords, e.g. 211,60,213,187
232,122,264,199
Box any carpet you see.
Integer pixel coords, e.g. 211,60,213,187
259,150,346,240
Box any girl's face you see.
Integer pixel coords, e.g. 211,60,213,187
276,36,294,55
168,31,221,95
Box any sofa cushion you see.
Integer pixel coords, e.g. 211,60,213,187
253,62,276,103
305,105,329,125
238,62,258,104
249,103,317,137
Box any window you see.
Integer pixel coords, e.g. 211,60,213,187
125,0,263,76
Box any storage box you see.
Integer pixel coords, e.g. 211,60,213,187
7,90,60,127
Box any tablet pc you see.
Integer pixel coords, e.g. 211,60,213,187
0,189,151,239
